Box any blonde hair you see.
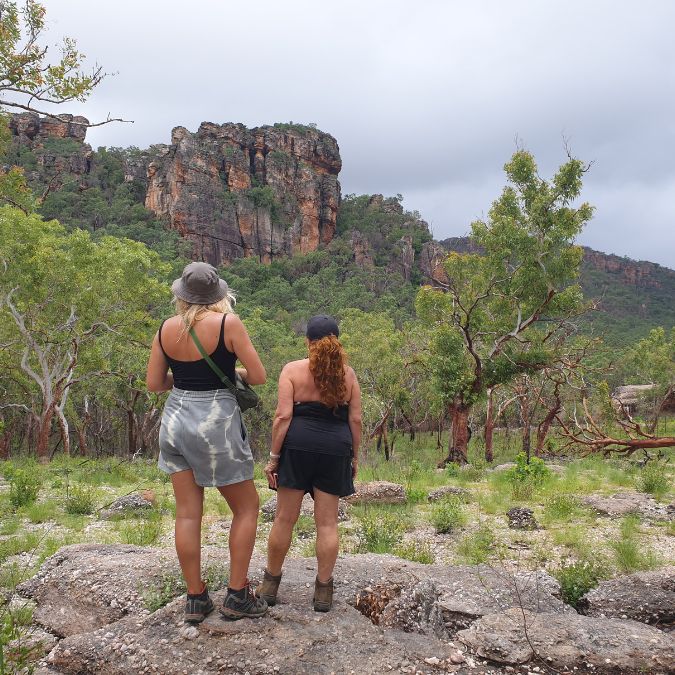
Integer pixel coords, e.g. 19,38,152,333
174,290,236,336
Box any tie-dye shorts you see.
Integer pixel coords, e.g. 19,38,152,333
158,388,254,487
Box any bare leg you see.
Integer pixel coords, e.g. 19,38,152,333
171,470,204,595
266,487,304,576
313,488,339,582
218,479,259,590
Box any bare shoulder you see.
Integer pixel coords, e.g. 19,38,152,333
282,359,309,374
345,365,357,382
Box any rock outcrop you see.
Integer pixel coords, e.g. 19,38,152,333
457,608,674,674
144,122,341,264
582,491,674,521
7,112,92,182
344,481,406,504
579,566,675,628
16,545,675,674
419,241,450,286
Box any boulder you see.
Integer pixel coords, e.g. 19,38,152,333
506,507,539,530
99,492,155,520
344,481,406,505
260,492,349,522
427,486,470,502
579,566,675,627
458,608,675,673
583,491,673,520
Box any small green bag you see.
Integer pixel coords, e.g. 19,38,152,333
188,326,260,412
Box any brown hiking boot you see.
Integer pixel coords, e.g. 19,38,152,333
259,569,282,606
313,576,333,612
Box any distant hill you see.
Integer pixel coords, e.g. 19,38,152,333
440,237,675,347
2,112,673,348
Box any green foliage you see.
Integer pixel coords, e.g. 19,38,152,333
142,571,186,612
395,540,434,564
542,493,585,523
64,485,97,515
456,525,498,564
429,496,466,534
637,463,670,499
506,453,551,486
553,559,609,608
118,511,163,546
356,511,407,553
611,515,660,572
24,499,58,523
8,468,41,509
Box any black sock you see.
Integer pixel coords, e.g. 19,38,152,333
228,586,247,599
187,586,208,600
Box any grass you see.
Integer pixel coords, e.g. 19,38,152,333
552,559,610,608
64,485,97,515
23,499,60,523
118,510,164,546
394,540,434,564
610,515,660,572
541,493,588,524
429,496,466,534
636,464,670,499
355,511,407,553
456,525,499,564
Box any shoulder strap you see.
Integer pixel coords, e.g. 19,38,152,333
158,320,168,356
188,326,237,395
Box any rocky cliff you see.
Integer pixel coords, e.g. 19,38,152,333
144,122,341,264
6,115,341,265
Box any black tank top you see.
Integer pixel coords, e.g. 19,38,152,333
158,315,237,391
282,402,352,456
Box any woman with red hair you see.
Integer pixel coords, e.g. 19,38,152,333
261,315,362,612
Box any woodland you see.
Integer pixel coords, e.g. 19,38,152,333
0,3,673,674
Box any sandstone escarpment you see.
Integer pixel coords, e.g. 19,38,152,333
144,122,342,264
7,112,92,182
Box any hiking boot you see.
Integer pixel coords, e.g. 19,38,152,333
313,576,333,612
220,581,268,620
259,569,282,606
184,587,214,624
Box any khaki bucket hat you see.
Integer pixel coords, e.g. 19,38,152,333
171,262,229,305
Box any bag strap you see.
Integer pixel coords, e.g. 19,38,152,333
188,325,237,395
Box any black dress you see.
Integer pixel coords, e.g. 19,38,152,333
276,402,355,497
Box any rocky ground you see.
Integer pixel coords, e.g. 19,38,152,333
7,542,674,675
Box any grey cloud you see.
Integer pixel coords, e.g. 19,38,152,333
39,0,675,267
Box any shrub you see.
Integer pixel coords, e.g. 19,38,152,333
507,453,551,485
637,464,670,499
395,540,434,564
542,493,583,523
429,496,466,534
456,525,498,564
406,487,428,504
119,511,163,546
444,462,460,478
9,468,41,509
611,515,660,572
65,485,97,515
553,559,609,608
356,512,406,553
142,571,186,612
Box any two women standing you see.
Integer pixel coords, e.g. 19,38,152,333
146,262,361,623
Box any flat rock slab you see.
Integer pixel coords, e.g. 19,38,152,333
23,546,569,674
260,493,349,522
458,608,675,673
344,481,406,504
99,492,155,520
16,544,227,637
583,491,673,520
580,566,675,628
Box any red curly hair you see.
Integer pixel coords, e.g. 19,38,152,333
308,335,348,409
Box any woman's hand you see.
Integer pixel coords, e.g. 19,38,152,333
264,457,280,489
351,458,358,480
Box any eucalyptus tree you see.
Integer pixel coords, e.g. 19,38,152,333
416,149,593,463
0,206,168,459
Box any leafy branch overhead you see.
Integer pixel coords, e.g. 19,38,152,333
0,0,129,127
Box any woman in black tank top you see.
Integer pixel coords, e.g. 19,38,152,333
259,315,363,613
146,262,268,622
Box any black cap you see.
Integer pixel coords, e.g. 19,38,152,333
306,315,339,341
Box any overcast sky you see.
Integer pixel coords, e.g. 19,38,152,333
38,0,675,267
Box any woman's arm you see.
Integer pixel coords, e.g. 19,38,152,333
264,365,294,487
146,333,174,392
348,371,362,476
227,314,266,385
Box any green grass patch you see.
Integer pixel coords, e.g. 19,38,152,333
118,510,163,546
429,496,466,534
394,540,434,564
142,570,186,612
355,511,407,553
0,515,21,535
636,464,670,499
541,493,587,524
456,525,498,564
0,532,41,564
23,499,59,523
552,559,609,608
610,515,660,572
